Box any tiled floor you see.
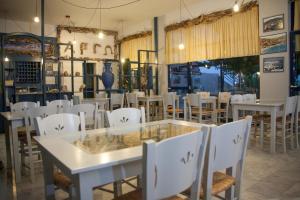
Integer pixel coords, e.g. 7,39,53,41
0,134,300,200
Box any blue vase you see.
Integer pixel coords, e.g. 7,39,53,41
102,62,114,89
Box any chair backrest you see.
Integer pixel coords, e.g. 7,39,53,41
143,128,209,200
163,93,176,119
133,90,145,97
187,94,201,108
126,93,138,108
106,107,145,127
10,101,40,114
63,95,69,100
96,92,107,98
218,92,231,103
196,92,210,99
284,96,297,116
230,94,243,104
242,94,256,103
297,95,300,113
46,99,73,113
35,113,85,136
25,106,57,131
203,116,252,199
66,103,98,129
72,95,81,105
110,93,124,110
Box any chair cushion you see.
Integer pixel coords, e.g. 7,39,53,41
113,189,187,200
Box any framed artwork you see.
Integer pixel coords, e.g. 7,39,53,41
263,57,284,73
260,33,287,54
263,14,284,32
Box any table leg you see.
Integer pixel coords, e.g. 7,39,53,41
232,106,239,121
259,115,264,147
4,121,12,170
270,108,276,153
146,100,150,122
212,101,217,123
11,121,21,183
176,99,180,119
41,150,55,200
184,99,187,121
73,173,93,200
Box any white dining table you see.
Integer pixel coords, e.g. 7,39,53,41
34,120,208,200
0,112,24,183
81,97,110,110
231,101,284,153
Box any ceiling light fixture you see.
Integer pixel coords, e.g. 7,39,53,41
178,0,185,50
33,0,40,23
121,58,125,64
4,56,9,62
98,0,105,39
233,1,240,12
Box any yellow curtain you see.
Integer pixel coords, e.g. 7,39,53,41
295,0,300,30
120,34,153,63
166,6,259,64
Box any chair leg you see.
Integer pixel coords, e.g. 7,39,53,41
113,181,123,198
282,126,287,153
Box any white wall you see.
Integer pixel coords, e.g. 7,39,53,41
259,0,290,101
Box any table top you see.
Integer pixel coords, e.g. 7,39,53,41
0,112,24,121
231,101,284,107
34,120,205,174
82,98,110,101
137,95,163,101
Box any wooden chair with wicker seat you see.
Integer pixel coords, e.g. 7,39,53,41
163,93,183,120
187,93,215,123
113,123,209,200
216,92,231,124
110,93,125,111
202,116,252,200
35,112,85,198
46,99,73,113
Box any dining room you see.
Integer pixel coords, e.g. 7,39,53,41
0,0,300,200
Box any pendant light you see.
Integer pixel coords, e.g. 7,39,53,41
233,1,240,12
66,15,77,45
98,0,104,39
33,0,40,23
178,0,184,50
3,14,9,62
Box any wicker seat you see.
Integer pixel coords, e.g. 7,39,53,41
113,189,187,200
53,171,72,191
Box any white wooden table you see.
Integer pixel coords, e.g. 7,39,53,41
34,120,207,200
137,95,163,122
0,112,24,183
183,96,217,122
81,98,110,110
231,102,283,153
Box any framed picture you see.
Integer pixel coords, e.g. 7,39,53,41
263,14,284,32
263,57,284,73
260,33,287,54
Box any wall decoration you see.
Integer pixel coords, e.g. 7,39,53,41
104,45,113,55
260,33,287,54
263,14,284,32
263,57,284,73
4,37,56,58
57,25,118,60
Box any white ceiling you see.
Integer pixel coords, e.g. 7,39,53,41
0,0,247,31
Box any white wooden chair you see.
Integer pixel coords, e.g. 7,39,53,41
202,116,252,200
35,112,85,198
106,107,146,127
46,99,73,113
126,93,139,108
187,94,215,123
36,112,85,136
114,126,209,200
110,93,125,111
66,103,99,129
196,92,210,99
10,101,40,113
230,95,243,119
163,93,183,120
21,106,56,181
216,92,231,123
133,90,145,97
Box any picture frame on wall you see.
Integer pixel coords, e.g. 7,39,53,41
263,57,284,73
260,32,287,54
263,14,284,32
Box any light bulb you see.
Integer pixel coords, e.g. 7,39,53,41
205,64,208,68
178,43,185,50
72,40,77,45
98,31,104,39
34,16,40,23
4,56,9,62
233,2,239,12
256,72,260,76
121,58,125,63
